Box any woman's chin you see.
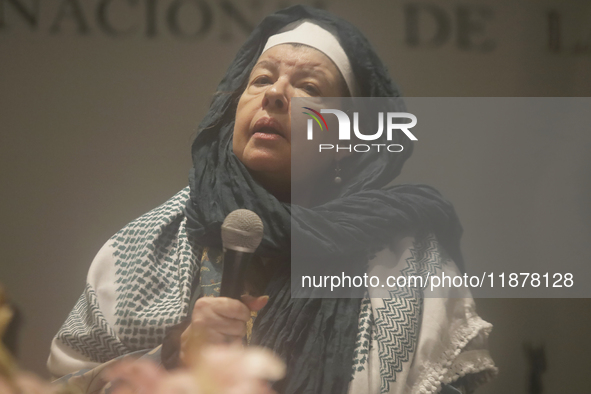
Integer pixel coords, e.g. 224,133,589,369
242,152,290,174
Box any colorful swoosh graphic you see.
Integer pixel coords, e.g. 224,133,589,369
302,107,328,131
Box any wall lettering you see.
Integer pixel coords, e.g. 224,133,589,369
0,0,326,40
547,9,591,55
404,3,496,52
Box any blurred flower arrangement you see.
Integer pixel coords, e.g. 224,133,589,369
0,285,285,394
105,332,285,394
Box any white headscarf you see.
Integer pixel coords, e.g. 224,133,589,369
262,19,358,96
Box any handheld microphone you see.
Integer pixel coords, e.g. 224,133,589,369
220,209,264,300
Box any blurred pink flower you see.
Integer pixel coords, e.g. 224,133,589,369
105,344,285,394
105,359,166,394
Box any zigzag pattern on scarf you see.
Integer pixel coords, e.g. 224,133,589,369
410,234,453,279
57,284,128,363
374,295,421,393
373,234,443,393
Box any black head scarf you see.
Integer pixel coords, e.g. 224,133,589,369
184,5,464,394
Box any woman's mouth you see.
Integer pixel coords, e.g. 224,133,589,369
252,117,285,140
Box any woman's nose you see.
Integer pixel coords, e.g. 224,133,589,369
262,79,291,112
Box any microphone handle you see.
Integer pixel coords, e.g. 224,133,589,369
220,249,253,300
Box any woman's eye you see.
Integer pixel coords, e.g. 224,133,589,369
302,84,320,96
253,76,272,85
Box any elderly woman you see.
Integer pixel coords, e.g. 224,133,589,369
48,5,496,394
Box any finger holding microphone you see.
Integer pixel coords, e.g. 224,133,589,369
180,210,268,363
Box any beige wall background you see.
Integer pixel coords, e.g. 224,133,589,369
1,0,590,393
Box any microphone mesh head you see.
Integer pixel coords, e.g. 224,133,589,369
221,209,264,253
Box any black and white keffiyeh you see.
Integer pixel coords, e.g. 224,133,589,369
51,189,496,394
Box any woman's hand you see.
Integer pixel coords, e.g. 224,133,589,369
180,295,269,365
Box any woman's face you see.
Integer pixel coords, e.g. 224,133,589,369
232,44,348,201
